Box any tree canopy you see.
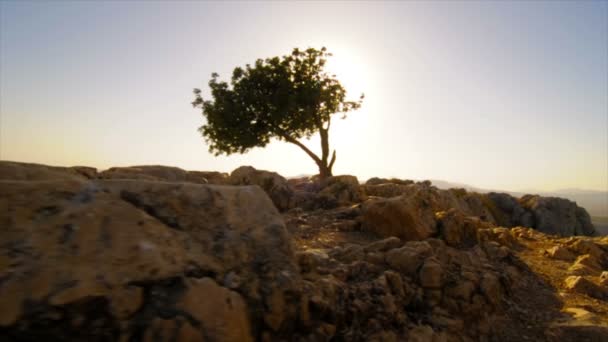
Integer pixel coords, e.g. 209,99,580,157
192,47,363,179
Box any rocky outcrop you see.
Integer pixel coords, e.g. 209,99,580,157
229,166,294,211
0,161,95,181
98,165,229,184
318,175,365,207
0,175,300,340
1,161,605,341
519,195,596,236
361,189,438,241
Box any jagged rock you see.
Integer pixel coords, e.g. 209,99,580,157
365,177,414,186
564,276,607,300
361,192,437,241
97,165,228,184
485,192,531,227
297,249,330,273
229,166,294,211
0,177,299,340
435,209,486,247
186,170,229,184
99,165,192,182
408,325,445,342
288,176,321,192
318,175,364,207
480,273,502,306
419,258,444,289
600,272,608,286
568,239,606,262
174,278,252,341
519,195,596,236
0,161,91,181
362,183,409,198
363,237,402,253
70,166,98,179
386,241,433,275
546,245,576,261
573,254,603,272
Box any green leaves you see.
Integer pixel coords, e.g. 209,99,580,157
192,47,364,167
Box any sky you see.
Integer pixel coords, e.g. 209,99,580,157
1,1,607,192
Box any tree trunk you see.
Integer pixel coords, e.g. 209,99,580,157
276,127,335,181
317,161,332,180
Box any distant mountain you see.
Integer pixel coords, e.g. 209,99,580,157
429,180,608,217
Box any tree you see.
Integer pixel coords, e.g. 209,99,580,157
192,47,364,179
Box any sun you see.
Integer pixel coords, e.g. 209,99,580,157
324,46,368,101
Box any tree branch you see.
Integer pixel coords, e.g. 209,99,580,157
328,150,336,171
274,129,323,166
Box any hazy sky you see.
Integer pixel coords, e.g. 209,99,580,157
1,1,607,192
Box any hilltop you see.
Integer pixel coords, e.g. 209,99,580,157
0,161,606,341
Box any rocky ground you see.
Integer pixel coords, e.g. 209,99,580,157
0,161,606,341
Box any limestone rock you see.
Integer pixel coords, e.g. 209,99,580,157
419,258,444,289
99,165,192,182
229,166,294,211
386,241,433,275
519,195,596,236
318,175,364,207
363,237,402,253
0,177,298,339
362,183,409,198
361,192,437,241
435,209,485,247
175,278,252,341
0,160,90,181
564,276,607,300
546,245,576,261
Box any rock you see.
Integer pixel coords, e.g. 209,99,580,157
568,240,606,262
445,280,476,301
288,176,321,192
568,263,598,276
573,254,603,272
361,192,437,241
435,209,483,247
419,258,444,289
0,160,90,181
408,325,445,342
70,166,98,179
600,272,608,286
484,192,529,227
386,241,434,275
186,170,229,184
546,245,576,261
229,166,294,211
330,245,365,264
363,237,402,253
480,273,502,306
297,249,330,273
365,177,414,186
175,278,252,341
519,195,596,236
318,175,364,207
99,165,191,182
362,183,409,198
564,276,607,300
0,177,299,339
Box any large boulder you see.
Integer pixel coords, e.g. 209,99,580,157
519,195,596,236
485,192,532,227
0,177,300,340
318,175,365,207
229,166,294,211
360,184,444,241
0,161,95,181
98,165,228,184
